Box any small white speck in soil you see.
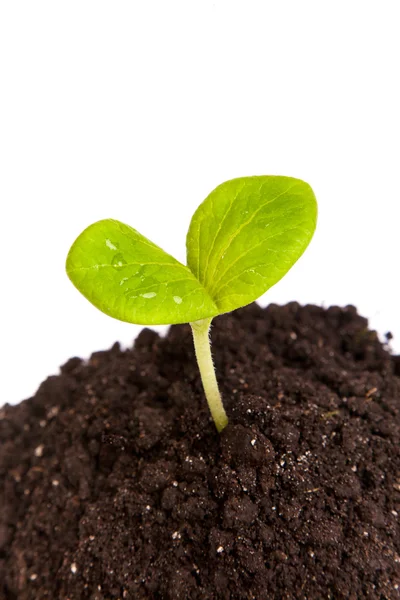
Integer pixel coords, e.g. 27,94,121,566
34,445,44,457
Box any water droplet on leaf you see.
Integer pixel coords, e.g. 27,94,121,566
111,253,127,268
173,296,182,304
105,239,118,251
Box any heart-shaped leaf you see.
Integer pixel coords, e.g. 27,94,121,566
66,219,219,325
186,176,317,313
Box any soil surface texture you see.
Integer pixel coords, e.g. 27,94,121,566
1,302,400,600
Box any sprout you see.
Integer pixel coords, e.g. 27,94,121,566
66,176,317,431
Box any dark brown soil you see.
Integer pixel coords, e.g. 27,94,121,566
1,303,400,600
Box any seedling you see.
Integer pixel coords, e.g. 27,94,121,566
66,176,317,432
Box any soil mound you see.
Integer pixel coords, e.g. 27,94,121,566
1,303,399,599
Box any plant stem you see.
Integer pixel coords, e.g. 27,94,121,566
190,318,228,433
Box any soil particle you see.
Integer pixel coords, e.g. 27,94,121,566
1,302,400,599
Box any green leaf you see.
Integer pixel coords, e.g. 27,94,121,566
66,219,219,325
186,176,317,313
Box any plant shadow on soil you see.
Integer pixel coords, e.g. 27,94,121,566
0,302,399,599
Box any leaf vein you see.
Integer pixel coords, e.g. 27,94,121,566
210,223,306,295
205,182,300,288
201,180,247,283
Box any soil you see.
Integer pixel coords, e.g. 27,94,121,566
1,302,400,600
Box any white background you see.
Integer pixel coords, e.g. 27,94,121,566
1,1,399,406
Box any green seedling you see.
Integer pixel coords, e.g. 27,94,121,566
66,176,317,432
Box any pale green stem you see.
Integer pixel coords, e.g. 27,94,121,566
190,318,228,433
